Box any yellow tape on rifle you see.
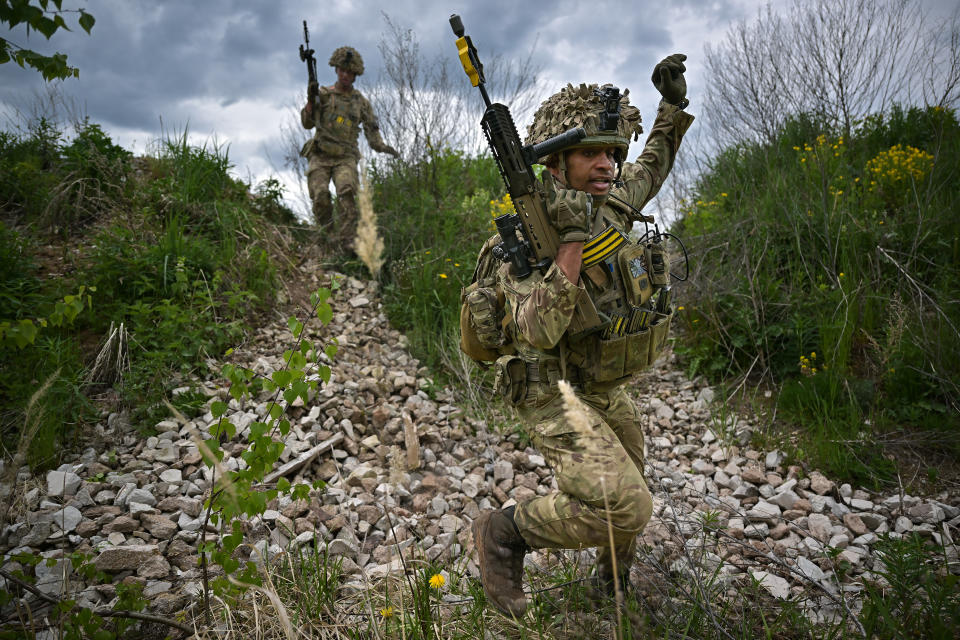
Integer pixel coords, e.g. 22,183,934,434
455,37,480,87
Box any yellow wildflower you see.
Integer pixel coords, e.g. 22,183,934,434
380,606,395,618
439,273,448,279
429,573,446,589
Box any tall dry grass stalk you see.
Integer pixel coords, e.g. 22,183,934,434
1,369,59,524
355,164,384,277
84,321,130,389
558,379,592,433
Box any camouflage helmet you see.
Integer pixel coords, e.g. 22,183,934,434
329,46,364,75
525,83,643,158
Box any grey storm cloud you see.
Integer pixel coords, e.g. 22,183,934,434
2,0,957,213
1,0,732,136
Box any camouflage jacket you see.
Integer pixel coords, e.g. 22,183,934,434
500,101,694,385
300,86,392,160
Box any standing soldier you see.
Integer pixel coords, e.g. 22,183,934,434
471,55,694,617
300,46,398,241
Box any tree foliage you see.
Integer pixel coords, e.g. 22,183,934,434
0,0,95,81
703,0,960,147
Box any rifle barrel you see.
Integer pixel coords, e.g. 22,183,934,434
526,127,587,164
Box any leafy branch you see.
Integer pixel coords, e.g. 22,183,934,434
196,281,341,617
0,0,95,80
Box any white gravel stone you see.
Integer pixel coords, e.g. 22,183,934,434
159,469,182,483
493,459,514,481
795,556,826,582
746,501,782,523
752,570,791,599
807,514,832,542
46,471,82,497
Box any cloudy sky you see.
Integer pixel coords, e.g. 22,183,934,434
1,0,955,218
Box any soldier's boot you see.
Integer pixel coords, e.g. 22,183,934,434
596,545,634,600
473,506,529,617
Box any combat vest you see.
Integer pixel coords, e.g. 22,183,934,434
497,204,673,392
301,87,368,159
562,209,673,384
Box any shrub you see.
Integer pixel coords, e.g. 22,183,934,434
371,148,504,375
674,105,960,485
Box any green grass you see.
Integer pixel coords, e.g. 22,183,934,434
371,147,505,378
0,116,301,468
673,104,960,487
861,534,960,639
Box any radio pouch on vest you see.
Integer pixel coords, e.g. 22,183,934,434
617,242,654,306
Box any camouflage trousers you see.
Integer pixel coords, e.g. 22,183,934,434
513,384,651,568
306,153,359,239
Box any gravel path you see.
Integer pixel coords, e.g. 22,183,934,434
2,268,958,631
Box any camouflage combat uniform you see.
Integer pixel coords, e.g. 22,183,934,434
502,100,694,568
300,86,393,232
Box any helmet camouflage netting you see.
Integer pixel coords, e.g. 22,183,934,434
525,83,643,153
329,46,364,75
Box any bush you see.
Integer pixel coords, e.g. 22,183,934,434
371,148,504,375
0,117,294,467
673,105,960,485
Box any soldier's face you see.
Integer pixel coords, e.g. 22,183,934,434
336,67,356,88
551,146,617,195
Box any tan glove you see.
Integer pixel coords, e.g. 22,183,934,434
542,172,593,243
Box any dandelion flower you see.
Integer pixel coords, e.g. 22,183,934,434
678,306,685,311
439,273,448,279
454,262,460,267
425,250,431,255
380,606,395,618
429,573,446,589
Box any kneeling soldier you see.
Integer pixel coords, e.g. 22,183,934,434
473,54,694,617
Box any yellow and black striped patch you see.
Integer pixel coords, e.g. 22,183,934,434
582,227,627,268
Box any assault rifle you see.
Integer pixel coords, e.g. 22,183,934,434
449,14,604,335
299,20,318,103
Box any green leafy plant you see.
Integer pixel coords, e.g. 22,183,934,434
0,0,95,80
861,534,960,639
674,104,960,485
197,283,340,610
